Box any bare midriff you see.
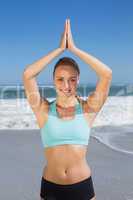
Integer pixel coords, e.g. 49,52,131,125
42,144,92,185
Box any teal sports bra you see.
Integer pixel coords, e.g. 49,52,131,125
40,97,91,148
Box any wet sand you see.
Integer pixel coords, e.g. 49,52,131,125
0,128,133,200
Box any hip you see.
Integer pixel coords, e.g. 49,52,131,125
40,172,95,199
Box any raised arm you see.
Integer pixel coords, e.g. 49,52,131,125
67,19,112,113
23,20,67,116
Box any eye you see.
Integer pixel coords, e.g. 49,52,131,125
71,79,76,82
57,78,63,81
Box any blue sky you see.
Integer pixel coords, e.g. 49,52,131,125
0,0,133,85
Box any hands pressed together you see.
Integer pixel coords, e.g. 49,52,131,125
59,19,76,52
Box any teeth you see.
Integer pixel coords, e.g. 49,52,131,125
60,90,71,93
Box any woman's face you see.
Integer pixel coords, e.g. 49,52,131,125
53,65,79,97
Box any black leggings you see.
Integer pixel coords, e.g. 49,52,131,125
40,176,95,200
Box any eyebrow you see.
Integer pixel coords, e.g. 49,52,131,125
56,76,77,78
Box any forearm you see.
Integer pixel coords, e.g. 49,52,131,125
71,47,112,78
23,47,64,78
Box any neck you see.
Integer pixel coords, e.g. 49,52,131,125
56,95,79,108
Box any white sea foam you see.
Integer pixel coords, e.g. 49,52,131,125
1,96,132,129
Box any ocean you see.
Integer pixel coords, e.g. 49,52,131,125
0,84,133,155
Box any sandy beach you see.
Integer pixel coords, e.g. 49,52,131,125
0,127,133,200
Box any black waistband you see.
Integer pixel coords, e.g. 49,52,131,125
41,176,92,188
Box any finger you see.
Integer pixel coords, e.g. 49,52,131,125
67,20,72,38
67,19,70,39
66,19,68,48
67,19,69,33
68,19,70,28
66,19,68,34
64,19,67,32
65,19,67,31
68,19,71,33
61,20,67,41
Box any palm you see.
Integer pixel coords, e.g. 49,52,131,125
59,19,76,51
59,20,67,50
66,19,75,50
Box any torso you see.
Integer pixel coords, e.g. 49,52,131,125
38,96,97,185
43,145,91,184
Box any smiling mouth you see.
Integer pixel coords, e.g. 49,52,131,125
60,89,72,94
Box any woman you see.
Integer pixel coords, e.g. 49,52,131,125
23,19,112,200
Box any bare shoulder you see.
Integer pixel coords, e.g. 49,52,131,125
78,96,99,128
41,97,50,110
77,96,94,113
35,97,50,129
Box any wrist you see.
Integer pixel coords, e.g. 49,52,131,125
70,45,78,53
58,47,65,53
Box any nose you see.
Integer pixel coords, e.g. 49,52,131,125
64,80,70,90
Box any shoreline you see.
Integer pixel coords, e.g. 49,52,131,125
1,123,133,155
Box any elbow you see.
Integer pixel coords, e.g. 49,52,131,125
23,65,32,79
109,70,112,78
108,68,112,75
23,68,30,80
23,70,28,78
105,69,112,79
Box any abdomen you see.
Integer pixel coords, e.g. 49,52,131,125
42,144,92,184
